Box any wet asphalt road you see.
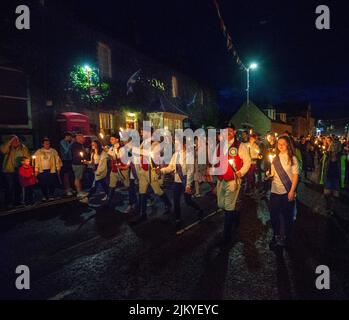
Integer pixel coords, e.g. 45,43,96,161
0,184,349,300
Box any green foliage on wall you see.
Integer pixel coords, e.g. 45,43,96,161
68,65,110,104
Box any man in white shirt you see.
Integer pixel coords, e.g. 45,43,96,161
34,138,62,201
159,138,203,230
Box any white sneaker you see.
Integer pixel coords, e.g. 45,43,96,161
101,195,108,201
79,197,89,204
77,192,88,198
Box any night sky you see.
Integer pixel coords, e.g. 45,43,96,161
68,0,349,119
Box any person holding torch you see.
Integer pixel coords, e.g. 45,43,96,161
266,135,299,251
214,125,251,247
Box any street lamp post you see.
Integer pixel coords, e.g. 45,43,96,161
246,63,258,106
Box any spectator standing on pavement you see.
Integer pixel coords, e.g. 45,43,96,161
321,136,342,214
268,135,299,251
18,156,37,205
34,138,62,201
71,134,87,197
80,140,108,205
59,132,73,196
0,135,30,208
299,136,314,180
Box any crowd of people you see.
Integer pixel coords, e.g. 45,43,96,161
1,126,348,250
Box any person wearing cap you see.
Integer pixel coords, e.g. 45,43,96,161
214,125,251,247
1,135,30,207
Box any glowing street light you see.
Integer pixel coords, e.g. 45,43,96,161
246,62,258,106
83,65,92,73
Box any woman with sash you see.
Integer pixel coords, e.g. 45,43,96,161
267,135,299,251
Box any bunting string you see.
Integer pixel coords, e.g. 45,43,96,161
213,0,247,71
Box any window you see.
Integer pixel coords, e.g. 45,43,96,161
97,42,112,79
125,112,138,130
99,113,114,130
171,76,178,98
174,119,182,130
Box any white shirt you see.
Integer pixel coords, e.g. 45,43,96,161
247,142,260,163
107,144,119,160
271,153,299,194
161,151,194,188
41,149,54,170
210,139,251,177
92,152,100,165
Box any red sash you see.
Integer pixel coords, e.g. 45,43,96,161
217,140,243,181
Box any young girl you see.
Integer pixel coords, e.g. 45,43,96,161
268,135,299,250
80,140,108,205
18,156,37,205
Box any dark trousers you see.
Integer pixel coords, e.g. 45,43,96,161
38,170,56,198
129,179,138,206
88,176,108,198
223,210,239,242
4,172,22,205
173,182,200,220
24,185,35,205
269,193,295,240
246,164,257,190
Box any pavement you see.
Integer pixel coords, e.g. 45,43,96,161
0,182,349,300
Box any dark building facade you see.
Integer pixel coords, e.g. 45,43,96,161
0,1,218,148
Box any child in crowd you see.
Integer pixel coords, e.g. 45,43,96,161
18,156,37,205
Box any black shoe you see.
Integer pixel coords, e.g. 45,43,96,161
269,239,277,251
216,237,235,249
175,219,183,230
130,215,147,226
197,209,204,220
269,239,284,252
163,205,172,215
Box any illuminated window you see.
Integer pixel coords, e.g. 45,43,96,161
171,76,178,98
174,119,182,130
99,113,114,130
97,42,112,79
125,112,138,130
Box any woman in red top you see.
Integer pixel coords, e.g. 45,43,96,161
19,156,37,205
